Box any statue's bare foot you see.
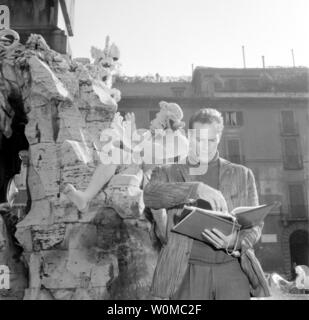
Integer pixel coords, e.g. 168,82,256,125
63,184,89,211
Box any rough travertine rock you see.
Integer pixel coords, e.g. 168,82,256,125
0,213,28,300
0,33,157,300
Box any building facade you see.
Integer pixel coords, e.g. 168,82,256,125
115,67,309,279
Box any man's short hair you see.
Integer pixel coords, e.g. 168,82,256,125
189,108,224,133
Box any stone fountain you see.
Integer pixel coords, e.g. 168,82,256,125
0,30,157,300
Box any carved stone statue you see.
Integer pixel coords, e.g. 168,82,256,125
295,265,309,290
63,101,188,217
0,30,162,299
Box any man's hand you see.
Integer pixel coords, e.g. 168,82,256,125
196,183,228,212
202,228,239,250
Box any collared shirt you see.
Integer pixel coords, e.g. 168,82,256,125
189,151,236,264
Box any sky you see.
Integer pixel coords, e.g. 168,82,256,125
69,0,309,76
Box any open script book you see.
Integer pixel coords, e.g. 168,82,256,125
171,201,279,242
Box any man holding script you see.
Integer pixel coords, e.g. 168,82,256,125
144,108,270,300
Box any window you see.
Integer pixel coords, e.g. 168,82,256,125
242,78,259,91
171,87,185,97
226,138,242,164
227,78,238,91
214,82,222,91
288,184,307,218
223,111,243,127
149,110,157,122
282,137,303,169
281,110,297,135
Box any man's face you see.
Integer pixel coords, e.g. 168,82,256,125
191,122,221,164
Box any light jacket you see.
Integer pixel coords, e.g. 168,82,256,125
144,157,271,299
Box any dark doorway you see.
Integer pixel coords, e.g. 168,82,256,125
0,94,29,202
289,229,309,279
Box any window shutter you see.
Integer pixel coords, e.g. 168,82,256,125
281,110,295,134
236,111,243,126
227,139,241,164
283,138,302,169
288,184,306,218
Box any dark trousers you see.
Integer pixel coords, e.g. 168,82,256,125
171,259,251,300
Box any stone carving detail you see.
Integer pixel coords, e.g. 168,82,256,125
0,31,157,300
295,265,309,290
265,267,309,299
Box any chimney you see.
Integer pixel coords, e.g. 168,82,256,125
242,46,246,69
291,49,296,67
262,56,265,68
